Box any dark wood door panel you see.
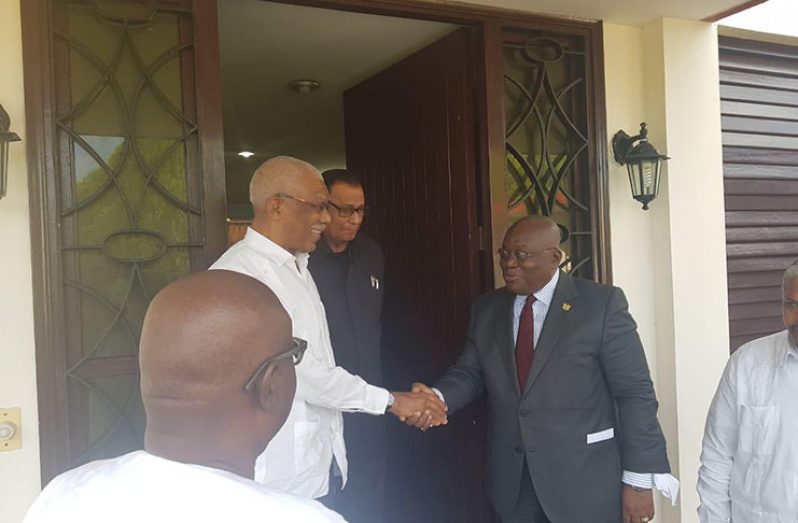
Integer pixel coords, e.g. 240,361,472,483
721,38,798,352
720,68,798,91
728,269,786,289
728,285,783,304
725,211,798,227
345,28,488,523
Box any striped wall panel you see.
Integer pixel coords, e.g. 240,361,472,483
720,36,798,351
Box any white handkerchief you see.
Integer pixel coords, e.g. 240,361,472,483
586,427,614,444
654,474,680,505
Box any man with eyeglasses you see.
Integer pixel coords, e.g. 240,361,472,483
698,259,798,523
307,169,385,522
411,215,677,523
25,270,344,522
210,156,446,502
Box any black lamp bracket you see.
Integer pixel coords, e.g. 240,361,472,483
612,122,649,165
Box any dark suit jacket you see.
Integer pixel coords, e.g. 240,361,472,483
309,234,384,385
309,235,386,522
435,271,670,521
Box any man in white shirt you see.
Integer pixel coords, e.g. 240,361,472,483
211,156,446,499
698,259,798,523
25,270,344,523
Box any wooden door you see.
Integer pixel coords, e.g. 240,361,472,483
22,0,226,482
344,28,490,523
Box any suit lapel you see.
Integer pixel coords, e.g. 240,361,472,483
521,271,578,398
493,290,520,396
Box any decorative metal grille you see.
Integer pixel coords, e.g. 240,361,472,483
52,0,202,465
503,31,595,278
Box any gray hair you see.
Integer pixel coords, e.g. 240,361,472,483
249,156,321,211
783,259,798,287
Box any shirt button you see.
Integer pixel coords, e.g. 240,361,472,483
514,446,523,455
519,409,530,417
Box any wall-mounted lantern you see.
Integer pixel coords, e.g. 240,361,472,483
0,104,22,200
612,122,669,210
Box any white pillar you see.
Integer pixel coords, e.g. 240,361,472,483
0,1,43,521
606,18,730,523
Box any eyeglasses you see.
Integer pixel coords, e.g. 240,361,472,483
497,247,558,262
244,337,308,392
328,201,368,218
273,193,329,214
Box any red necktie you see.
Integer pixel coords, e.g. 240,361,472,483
515,294,536,390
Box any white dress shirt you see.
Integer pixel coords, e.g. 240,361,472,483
211,228,390,498
698,330,798,523
23,451,345,523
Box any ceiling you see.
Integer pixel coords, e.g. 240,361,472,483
218,0,458,205
454,0,760,25
218,0,758,207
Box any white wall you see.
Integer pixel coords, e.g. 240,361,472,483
603,22,668,520
605,19,730,523
0,1,42,522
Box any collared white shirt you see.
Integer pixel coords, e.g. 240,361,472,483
211,228,390,499
511,270,559,347
512,271,679,503
24,451,345,523
698,330,798,523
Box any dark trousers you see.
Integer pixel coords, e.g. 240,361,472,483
499,463,552,523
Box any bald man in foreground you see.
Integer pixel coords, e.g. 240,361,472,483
24,271,344,523
414,216,678,523
211,156,446,501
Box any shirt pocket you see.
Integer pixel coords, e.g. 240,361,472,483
738,405,778,456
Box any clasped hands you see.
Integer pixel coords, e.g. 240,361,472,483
388,383,447,430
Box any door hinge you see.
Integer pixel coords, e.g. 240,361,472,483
477,226,486,252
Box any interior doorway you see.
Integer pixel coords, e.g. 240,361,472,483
217,2,491,521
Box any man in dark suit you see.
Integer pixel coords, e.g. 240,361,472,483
414,215,674,523
308,169,386,522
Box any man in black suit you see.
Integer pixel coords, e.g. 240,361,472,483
414,215,675,523
308,169,386,522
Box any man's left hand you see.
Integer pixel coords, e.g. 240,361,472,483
622,485,654,523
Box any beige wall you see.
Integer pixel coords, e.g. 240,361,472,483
605,19,730,523
0,1,42,522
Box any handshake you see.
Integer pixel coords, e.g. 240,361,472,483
388,383,448,431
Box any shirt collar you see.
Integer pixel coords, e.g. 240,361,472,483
518,270,559,307
784,331,798,365
244,227,309,270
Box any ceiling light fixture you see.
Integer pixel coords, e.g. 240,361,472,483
238,151,255,158
289,79,321,95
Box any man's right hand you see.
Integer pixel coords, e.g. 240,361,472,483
406,382,448,430
389,386,447,430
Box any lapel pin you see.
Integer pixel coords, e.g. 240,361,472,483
562,303,571,311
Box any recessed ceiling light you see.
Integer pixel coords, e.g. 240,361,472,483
238,151,254,158
289,79,321,94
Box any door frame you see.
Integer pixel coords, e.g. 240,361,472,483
21,0,609,486
20,0,227,483
271,0,612,284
